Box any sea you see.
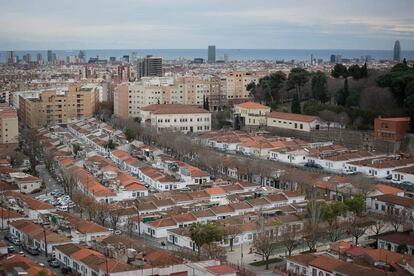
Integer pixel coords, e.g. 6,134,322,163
1,49,414,63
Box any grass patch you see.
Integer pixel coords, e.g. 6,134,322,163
249,257,283,266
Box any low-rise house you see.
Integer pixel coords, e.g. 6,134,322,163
0,254,54,275
9,220,72,254
267,112,333,132
138,165,188,191
370,194,414,217
4,191,55,220
377,231,414,255
392,165,414,184
0,206,25,229
9,172,42,194
233,101,270,128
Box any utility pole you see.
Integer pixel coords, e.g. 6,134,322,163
42,224,48,257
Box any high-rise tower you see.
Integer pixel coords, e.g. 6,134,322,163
208,45,216,64
394,40,401,61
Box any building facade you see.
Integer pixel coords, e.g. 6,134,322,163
139,104,211,133
0,105,19,144
19,84,99,128
374,116,410,142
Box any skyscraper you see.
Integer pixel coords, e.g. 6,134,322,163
7,51,14,64
208,45,216,64
394,40,401,61
137,55,163,78
47,50,53,64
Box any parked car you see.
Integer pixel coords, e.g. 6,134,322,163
26,246,39,255
7,246,15,253
401,181,414,186
304,162,323,169
114,230,122,235
5,233,14,242
11,237,21,246
48,259,60,268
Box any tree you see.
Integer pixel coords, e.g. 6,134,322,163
252,233,276,270
303,200,324,252
108,206,122,231
72,144,81,156
124,128,136,142
311,71,328,103
318,110,338,130
347,216,370,245
104,139,117,150
291,94,301,114
348,64,362,80
344,195,365,216
331,64,348,78
370,214,387,247
387,212,407,232
257,71,287,104
280,227,300,257
360,63,368,78
226,225,241,251
287,68,309,99
10,151,25,167
189,222,226,257
246,82,257,98
335,78,349,106
36,269,49,276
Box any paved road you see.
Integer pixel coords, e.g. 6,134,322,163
1,230,62,275
35,165,64,195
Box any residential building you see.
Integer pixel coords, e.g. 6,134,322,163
19,84,99,128
9,172,42,194
374,116,410,142
0,105,18,144
267,112,329,132
139,104,211,133
233,101,270,128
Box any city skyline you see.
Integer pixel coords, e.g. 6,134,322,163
1,0,414,51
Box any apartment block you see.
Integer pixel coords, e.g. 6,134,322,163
0,105,19,144
114,76,212,119
19,84,99,128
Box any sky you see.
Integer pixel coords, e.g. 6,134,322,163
1,0,414,50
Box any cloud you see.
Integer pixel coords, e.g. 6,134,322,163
0,0,413,50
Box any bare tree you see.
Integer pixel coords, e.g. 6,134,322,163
347,216,371,245
370,214,387,247
280,228,300,257
108,206,122,231
387,212,407,232
252,233,277,270
226,225,241,252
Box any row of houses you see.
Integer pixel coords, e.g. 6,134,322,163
199,130,414,184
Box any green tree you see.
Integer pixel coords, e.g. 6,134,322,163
344,195,365,216
397,243,408,254
189,222,226,256
72,144,81,156
246,82,257,97
291,94,301,114
104,139,117,150
360,63,368,78
348,64,361,80
11,151,25,167
331,64,348,78
124,128,136,142
311,71,328,103
258,71,287,104
335,78,350,106
287,68,309,99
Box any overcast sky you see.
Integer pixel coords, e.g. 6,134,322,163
1,0,413,50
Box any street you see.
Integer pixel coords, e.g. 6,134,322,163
1,230,62,275
35,164,64,195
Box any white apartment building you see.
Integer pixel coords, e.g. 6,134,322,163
139,104,211,133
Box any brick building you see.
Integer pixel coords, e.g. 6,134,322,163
374,116,410,142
